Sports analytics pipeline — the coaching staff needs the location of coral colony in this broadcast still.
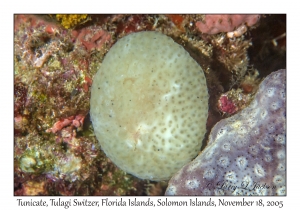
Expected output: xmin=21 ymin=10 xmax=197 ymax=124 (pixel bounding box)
xmin=14 ymin=14 xmax=286 ymax=195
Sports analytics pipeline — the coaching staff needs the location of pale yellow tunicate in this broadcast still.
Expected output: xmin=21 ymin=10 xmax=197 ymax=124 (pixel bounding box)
xmin=90 ymin=31 xmax=208 ymax=181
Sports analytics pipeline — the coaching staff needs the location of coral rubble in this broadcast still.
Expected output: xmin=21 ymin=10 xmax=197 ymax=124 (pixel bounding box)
xmin=165 ymin=69 xmax=286 ymax=196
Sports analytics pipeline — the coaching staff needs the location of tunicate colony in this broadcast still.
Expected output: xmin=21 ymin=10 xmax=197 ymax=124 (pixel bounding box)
xmin=90 ymin=31 xmax=209 ymax=181
xmin=166 ymin=69 xmax=286 ymax=195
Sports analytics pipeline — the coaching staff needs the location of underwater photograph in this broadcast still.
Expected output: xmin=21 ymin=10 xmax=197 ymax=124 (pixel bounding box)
xmin=14 ymin=14 xmax=286 ymax=196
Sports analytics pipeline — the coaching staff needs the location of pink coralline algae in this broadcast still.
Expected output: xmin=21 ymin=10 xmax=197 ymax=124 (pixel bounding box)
xmin=72 ymin=27 xmax=112 ymax=52
xmin=165 ymin=69 xmax=286 ymax=196
xmin=196 ymin=15 xmax=260 ymax=36
xmin=46 ymin=114 xmax=85 ymax=133
xmin=217 ymin=89 xmax=253 ymax=115
xmin=218 ymin=94 xmax=238 ymax=114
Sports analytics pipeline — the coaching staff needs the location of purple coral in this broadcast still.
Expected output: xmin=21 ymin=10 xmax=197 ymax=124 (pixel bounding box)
xmin=165 ymin=69 xmax=286 ymax=196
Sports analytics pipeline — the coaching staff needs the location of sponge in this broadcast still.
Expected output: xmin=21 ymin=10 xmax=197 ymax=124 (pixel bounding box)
xmin=90 ymin=31 xmax=208 ymax=181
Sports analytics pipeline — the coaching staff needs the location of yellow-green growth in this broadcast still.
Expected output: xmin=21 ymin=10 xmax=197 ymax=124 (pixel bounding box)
xmin=56 ymin=14 xmax=89 ymax=29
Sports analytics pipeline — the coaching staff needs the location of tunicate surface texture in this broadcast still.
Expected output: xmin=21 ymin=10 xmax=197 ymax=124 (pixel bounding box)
xmin=165 ymin=69 xmax=286 ymax=195
xmin=90 ymin=31 xmax=208 ymax=181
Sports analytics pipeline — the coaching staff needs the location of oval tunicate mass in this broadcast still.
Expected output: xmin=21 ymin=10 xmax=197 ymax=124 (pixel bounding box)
xmin=90 ymin=31 xmax=208 ymax=181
